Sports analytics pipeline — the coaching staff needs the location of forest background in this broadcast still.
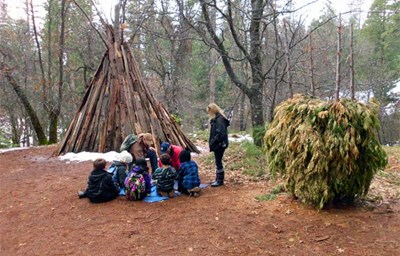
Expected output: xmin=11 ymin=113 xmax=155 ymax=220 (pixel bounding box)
xmin=0 ymin=0 xmax=399 ymax=148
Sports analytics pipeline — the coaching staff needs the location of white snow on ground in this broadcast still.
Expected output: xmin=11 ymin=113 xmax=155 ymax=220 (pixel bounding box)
xmin=0 ymin=147 xmax=30 ymax=153
xmin=229 ymin=134 xmax=254 ymax=143
xmin=59 ymin=151 xmax=120 ymax=163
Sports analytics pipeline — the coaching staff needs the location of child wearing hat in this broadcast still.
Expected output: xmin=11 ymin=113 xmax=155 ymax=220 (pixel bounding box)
xmin=108 ymin=150 xmax=133 ymax=189
xmin=159 ymin=142 xmax=183 ymax=171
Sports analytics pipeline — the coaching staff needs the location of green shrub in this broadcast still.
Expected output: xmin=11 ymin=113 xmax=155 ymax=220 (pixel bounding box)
xmin=0 ymin=129 xmax=12 ymax=148
xmin=264 ymin=94 xmax=388 ymax=209
xmin=252 ymin=125 xmax=267 ymax=147
xmin=171 ymin=114 xmax=183 ymax=125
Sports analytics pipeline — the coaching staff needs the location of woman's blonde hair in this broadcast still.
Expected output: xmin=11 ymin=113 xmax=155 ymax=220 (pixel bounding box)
xmin=207 ymin=103 xmax=226 ymax=119
xmin=139 ymin=133 xmax=153 ymax=146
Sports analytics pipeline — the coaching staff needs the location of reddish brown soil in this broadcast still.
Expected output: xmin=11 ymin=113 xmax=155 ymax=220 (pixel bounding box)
xmin=1 ymin=146 xmax=399 ymax=256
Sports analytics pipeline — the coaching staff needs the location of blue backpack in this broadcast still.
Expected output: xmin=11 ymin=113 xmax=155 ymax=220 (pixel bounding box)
xmin=107 ymin=166 xmax=119 ymax=185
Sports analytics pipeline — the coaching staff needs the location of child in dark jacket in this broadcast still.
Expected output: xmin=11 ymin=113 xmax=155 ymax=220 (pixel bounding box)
xmin=178 ymin=149 xmax=201 ymax=197
xmin=79 ymin=158 xmax=119 ymax=203
xmin=152 ymin=154 xmax=178 ymax=198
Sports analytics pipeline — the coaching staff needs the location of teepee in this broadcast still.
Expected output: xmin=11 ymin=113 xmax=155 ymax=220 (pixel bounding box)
xmin=55 ymin=23 xmax=199 ymax=155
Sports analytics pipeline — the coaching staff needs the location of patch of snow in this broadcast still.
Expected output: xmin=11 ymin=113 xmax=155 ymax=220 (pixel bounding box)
xmin=0 ymin=147 xmax=30 ymax=154
xmin=194 ymin=145 xmax=209 ymax=154
xmin=59 ymin=151 xmax=120 ymax=162
xmin=229 ymin=134 xmax=254 ymax=143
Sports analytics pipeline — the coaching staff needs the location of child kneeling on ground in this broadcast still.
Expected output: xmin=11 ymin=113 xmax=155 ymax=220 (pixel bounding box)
xmin=152 ymin=154 xmax=178 ymax=198
xmin=78 ymin=158 xmax=119 ymax=203
xmin=178 ymin=149 xmax=201 ymax=197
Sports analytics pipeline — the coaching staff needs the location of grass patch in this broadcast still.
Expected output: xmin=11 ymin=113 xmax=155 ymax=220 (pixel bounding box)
xmin=256 ymin=184 xmax=285 ymax=201
xmin=189 ymin=130 xmax=209 ymax=142
xmin=376 ymin=170 xmax=400 ymax=186
xmin=225 ymin=141 xmax=268 ymax=178
xmin=383 ymin=146 xmax=400 ymax=161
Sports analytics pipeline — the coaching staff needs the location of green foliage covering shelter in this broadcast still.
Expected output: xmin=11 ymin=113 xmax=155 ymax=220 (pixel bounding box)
xmin=264 ymin=94 xmax=388 ymax=209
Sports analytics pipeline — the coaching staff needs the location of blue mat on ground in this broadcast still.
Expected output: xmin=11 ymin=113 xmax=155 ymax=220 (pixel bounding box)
xmin=142 ymin=184 xmax=209 ymax=203
xmin=199 ymin=184 xmax=209 ymax=189
xmin=143 ymin=185 xmax=170 ymax=203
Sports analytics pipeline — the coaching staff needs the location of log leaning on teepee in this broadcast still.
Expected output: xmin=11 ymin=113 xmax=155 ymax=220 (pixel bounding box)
xmin=55 ymin=25 xmax=199 ymax=155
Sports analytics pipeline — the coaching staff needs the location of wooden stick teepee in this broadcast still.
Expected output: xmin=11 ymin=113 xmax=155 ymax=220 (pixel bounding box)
xmin=55 ymin=24 xmax=199 ymax=155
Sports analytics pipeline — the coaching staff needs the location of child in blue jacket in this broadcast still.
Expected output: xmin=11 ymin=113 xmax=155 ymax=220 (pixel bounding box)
xmin=178 ymin=149 xmax=201 ymax=197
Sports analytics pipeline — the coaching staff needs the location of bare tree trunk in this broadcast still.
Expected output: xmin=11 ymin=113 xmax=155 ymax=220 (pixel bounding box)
xmin=283 ymin=20 xmax=293 ymax=98
xmin=239 ymin=92 xmax=246 ymax=131
xmin=9 ymin=111 xmax=21 ymax=145
xmin=1 ymin=64 xmax=48 ymax=145
xmin=269 ymin=2 xmax=282 ymax=123
xmin=30 ymin=0 xmax=46 ymax=102
xmin=308 ymin=32 xmax=316 ymax=97
xmin=349 ymin=22 xmax=355 ymax=100
xmin=335 ymin=14 xmax=342 ymax=101
xmin=209 ymin=7 xmax=217 ymax=103
xmin=49 ymin=0 xmax=68 ymax=143
xmin=47 ymin=0 xmax=53 ymax=103
xmin=209 ymin=62 xmax=216 ymax=103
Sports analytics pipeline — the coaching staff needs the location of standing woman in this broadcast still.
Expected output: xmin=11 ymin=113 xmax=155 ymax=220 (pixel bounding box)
xmin=207 ymin=103 xmax=230 ymax=187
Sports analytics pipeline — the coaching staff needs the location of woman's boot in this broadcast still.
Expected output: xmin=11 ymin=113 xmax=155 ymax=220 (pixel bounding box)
xmin=211 ymin=169 xmax=224 ymax=187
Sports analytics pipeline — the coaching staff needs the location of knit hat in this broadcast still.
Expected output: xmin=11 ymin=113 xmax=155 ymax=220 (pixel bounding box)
xmin=160 ymin=142 xmax=171 ymax=154
xmin=118 ymin=150 xmax=133 ymax=164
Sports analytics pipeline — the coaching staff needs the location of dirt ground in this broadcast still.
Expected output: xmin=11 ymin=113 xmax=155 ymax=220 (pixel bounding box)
xmin=0 ymin=145 xmax=399 ymax=256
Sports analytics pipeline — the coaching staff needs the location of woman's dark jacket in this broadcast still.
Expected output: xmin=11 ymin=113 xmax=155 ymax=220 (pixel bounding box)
xmin=85 ymin=169 xmax=119 ymax=203
xmin=209 ymin=113 xmax=230 ymax=152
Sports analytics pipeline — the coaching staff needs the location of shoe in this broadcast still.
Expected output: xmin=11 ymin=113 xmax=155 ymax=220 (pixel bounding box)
xmin=192 ymin=192 xmax=200 ymax=197
xmin=188 ymin=187 xmax=201 ymax=193
xmin=211 ymin=180 xmax=224 ymax=187
xmin=78 ymin=191 xmax=87 ymax=199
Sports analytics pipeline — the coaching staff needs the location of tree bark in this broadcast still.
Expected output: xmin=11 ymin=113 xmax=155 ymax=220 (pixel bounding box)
xmin=239 ymin=92 xmax=246 ymax=131
xmin=335 ymin=14 xmax=342 ymax=101
xmin=283 ymin=20 xmax=293 ymax=98
xmin=308 ymin=32 xmax=316 ymax=97
xmin=208 ymin=7 xmax=217 ymax=103
xmin=1 ymin=64 xmax=48 ymax=145
xmin=349 ymin=22 xmax=355 ymax=100
xmin=49 ymin=0 xmax=68 ymax=143
xmin=30 ymin=0 xmax=47 ymax=102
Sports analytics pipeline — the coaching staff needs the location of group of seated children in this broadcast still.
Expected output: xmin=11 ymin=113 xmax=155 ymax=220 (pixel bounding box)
xmin=78 ymin=147 xmax=201 ymax=203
